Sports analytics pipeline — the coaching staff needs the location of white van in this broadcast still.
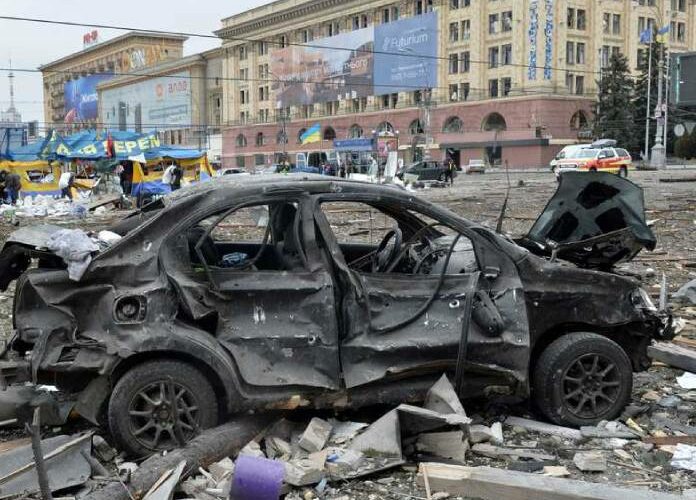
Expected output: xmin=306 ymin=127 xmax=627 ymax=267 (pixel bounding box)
xmin=550 ymin=144 xmax=592 ymax=171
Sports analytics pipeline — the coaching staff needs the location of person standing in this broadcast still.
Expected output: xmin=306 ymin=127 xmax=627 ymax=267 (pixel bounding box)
xmin=445 ymin=158 xmax=456 ymax=186
xmin=59 ymin=171 xmax=75 ymax=201
xmin=4 ymin=171 xmax=22 ymax=205
xmin=171 ymin=163 xmax=183 ymax=190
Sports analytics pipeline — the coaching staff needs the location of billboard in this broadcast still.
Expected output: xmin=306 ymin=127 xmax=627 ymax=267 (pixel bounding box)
xmin=374 ymin=11 xmax=438 ymax=95
xmin=270 ymin=13 xmax=438 ymax=106
xmin=63 ymin=73 xmax=113 ymax=124
xmin=271 ymin=27 xmax=373 ymax=106
xmin=100 ymin=71 xmax=192 ymax=131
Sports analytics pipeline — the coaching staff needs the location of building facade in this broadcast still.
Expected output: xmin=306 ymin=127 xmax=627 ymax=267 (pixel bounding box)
xmin=96 ymin=48 xmax=223 ymax=152
xmin=216 ymin=0 xmax=696 ymax=168
xmin=39 ymin=32 xmax=187 ymax=133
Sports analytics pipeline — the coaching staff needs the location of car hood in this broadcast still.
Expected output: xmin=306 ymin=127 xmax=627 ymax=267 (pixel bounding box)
xmin=518 ymin=172 xmax=656 ymax=269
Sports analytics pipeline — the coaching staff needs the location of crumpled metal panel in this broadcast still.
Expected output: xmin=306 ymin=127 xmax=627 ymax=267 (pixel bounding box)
xmin=523 ymin=172 xmax=656 ymax=268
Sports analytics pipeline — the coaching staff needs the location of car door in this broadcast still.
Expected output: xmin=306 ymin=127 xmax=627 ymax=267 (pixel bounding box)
xmin=313 ymin=194 xmax=530 ymax=393
xmin=175 ymin=195 xmax=341 ymax=390
xmin=598 ymin=149 xmax=616 ymax=171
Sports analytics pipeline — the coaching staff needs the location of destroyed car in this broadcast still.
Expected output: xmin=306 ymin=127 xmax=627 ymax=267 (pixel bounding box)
xmin=0 ymin=173 xmax=672 ymax=456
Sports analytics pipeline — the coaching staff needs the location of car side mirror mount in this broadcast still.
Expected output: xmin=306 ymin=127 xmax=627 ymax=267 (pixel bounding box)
xmin=483 ymin=266 xmax=500 ymax=280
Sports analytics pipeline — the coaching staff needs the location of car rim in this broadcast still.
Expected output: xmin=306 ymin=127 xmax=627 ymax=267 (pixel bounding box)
xmin=128 ymin=381 xmax=200 ymax=450
xmin=561 ymin=353 xmax=621 ymax=419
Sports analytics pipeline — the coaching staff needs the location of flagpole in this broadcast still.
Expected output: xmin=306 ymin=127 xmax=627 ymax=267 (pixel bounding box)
xmin=644 ymin=36 xmax=652 ymax=161
xmin=663 ymin=44 xmax=670 ymax=150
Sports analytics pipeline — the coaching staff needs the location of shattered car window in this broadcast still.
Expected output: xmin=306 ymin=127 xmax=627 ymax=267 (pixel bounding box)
xmin=189 ymin=202 xmax=304 ymax=271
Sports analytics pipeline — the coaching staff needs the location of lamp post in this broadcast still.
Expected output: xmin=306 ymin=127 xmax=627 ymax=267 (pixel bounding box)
xmin=649 ymin=4 xmax=674 ymax=169
xmin=269 ymin=69 xmax=289 ymax=160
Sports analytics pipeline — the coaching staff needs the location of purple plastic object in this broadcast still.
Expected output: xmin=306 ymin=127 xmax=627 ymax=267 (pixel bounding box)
xmin=230 ymin=455 xmax=285 ymax=500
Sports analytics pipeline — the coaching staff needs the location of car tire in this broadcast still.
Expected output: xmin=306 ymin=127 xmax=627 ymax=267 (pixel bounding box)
xmin=109 ymin=360 xmax=218 ymax=457
xmin=589 ymin=167 xmax=597 ymax=172
xmin=618 ymin=166 xmax=628 ymax=178
xmin=532 ymin=332 xmax=632 ymax=427
xmin=438 ymin=172 xmax=446 ymax=182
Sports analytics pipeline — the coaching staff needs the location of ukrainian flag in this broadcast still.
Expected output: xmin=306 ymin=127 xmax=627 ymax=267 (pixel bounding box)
xmin=300 ymin=124 xmax=322 ymax=145
xmin=656 ymin=25 xmax=670 ymax=43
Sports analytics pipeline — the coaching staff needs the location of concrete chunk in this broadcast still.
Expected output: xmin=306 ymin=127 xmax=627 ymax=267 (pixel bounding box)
xmin=208 ymin=457 xmax=234 ymax=483
xmin=298 ymin=418 xmax=333 ymax=453
xmin=424 ymin=374 xmax=467 ymax=417
xmin=265 ymin=436 xmax=292 ymax=460
xmin=284 ymin=458 xmax=324 ymax=487
xmin=416 ymin=431 xmax=468 ymax=461
xmin=573 ymin=451 xmax=607 ymax=472
xmin=468 ymin=424 xmax=494 ymax=444
xmin=349 ymin=409 xmax=402 ymax=458
xmin=490 ymin=422 xmax=504 ymax=446
xmin=326 ymin=449 xmax=365 ymax=476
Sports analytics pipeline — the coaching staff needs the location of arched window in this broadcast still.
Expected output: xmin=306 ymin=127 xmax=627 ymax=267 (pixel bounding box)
xmin=409 ymin=119 xmax=424 ymax=135
xmin=570 ymin=110 xmax=589 ymax=130
xmin=255 ymin=132 xmax=264 ymax=147
xmin=482 ymin=112 xmax=507 ymax=132
xmin=348 ymin=124 xmax=363 ymax=138
xmin=297 ymin=128 xmax=307 ymax=144
xmin=443 ymin=116 xmax=464 ymax=133
xmin=236 ymin=134 xmax=247 ymax=147
xmin=376 ymin=121 xmax=394 ymax=134
xmin=323 ymin=126 xmax=336 ymax=141
xmin=276 ymin=130 xmax=288 ymax=144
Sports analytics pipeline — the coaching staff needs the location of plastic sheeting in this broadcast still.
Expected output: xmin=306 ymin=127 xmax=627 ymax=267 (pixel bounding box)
xmin=46 ymin=229 xmax=99 ymax=281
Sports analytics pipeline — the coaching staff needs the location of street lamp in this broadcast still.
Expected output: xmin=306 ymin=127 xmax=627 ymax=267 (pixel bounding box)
xmin=269 ymin=69 xmax=289 ymax=160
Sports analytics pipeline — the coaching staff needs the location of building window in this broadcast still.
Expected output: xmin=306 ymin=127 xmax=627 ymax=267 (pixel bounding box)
xmin=349 ymin=124 xmax=363 ymax=138
xmin=461 ymin=20 xmax=471 ymax=40
xmin=376 ymin=121 xmax=394 ymax=134
xmin=489 ymin=79 xmax=499 ymax=98
xmin=361 ymin=15 xmax=368 ymax=28
xmin=460 ymin=82 xmax=470 ymax=101
xmin=256 ymin=132 xmax=264 ymax=147
xmin=612 ymin=14 xmax=621 ymax=35
xmin=254 ymin=154 xmax=265 ymax=166
xmin=489 ymin=14 xmax=499 ymax=34
xmin=323 ymin=127 xmax=336 ymax=141
xmin=239 ymin=68 xmax=248 ymax=80
xmin=603 ymin=13 xmax=611 ymax=35
xmin=352 ymin=16 xmax=360 ymax=30
xmin=567 ymin=8 xmax=575 ymax=28
xmin=671 ymin=0 xmax=686 ymax=12
xmin=236 ymin=156 xmax=245 ymax=168
xmin=566 ymin=72 xmax=575 ymax=93
xmin=450 ymin=0 xmax=459 ymax=9
xmin=482 ymin=112 xmax=507 ymax=131
xmin=566 ymin=41 xmax=575 ymax=65
xmin=409 ymin=119 xmax=424 ymax=135
xmin=460 ymin=51 xmax=470 ymax=72
xmin=391 ymin=6 xmax=399 ymax=20
xmin=297 ymin=128 xmax=307 ymax=144
xmin=502 ymin=44 xmax=512 ymax=65
xmin=677 ymin=22 xmax=686 ymax=43
xmin=449 ymin=84 xmax=459 ymax=102
xmin=575 ymin=76 xmax=584 ymax=95
xmin=239 ymin=45 xmax=247 ymax=60
xmin=577 ymin=9 xmax=586 ymax=30
xmin=382 ymin=8 xmax=390 ymax=23
xmin=415 ymin=0 xmax=433 ymax=15
xmin=570 ymin=110 xmax=589 ymax=130
xmin=502 ymin=77 xmax=512 ymax=96
xmin=576 ymin=43 xmax=585 ymax=65
xmin=300 ymin=29 xmax=312 ymax=43
xmin=502 ymin=11 xmax=513 ymax=32
xmin=240 ymin=90 xmax=248 ymax=105
xmin=449 ymin=53 xmax=459 ymax=73
xmin=488 ymin=47 xmax=499 ymax=68
xmin=328 ymin=22 xmax=340 ymax=36
xmin=279 ymin=35 xmax=287 ymax=48
xmin=258 ymin=41 xmax=268 ymax=56
xmin=636 ymin=48 xmax=645 ymax=69
xmin=601 ymin=45 xmax=610 ymax=67
xmin=449 ymin=22 xmax=459 ymax=42
xmin=236 ymin=134 xmax=247 ymax=147
xmin=443 ymin=116 xmax=464 ymax=133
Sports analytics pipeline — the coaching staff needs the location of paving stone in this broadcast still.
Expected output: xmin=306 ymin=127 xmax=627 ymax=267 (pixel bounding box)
xmin=573 ymin=451 xmax=607 ymax=472
xmin=299 ymin=418 xmax=333 ymax=453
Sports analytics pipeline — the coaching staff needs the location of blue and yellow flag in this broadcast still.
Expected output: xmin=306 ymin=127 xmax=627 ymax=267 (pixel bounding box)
xmin=656 ymin=25 xmax=670 ymax=43
xmin=300 ymin=124 xmax=321 ymax=145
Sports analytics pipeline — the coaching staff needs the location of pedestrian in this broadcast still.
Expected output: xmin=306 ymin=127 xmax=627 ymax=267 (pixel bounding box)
xmin=59 ymin=170 xmax=76 ymax=201
xmin=4 ymin=171 xmax=21 ymax=205
xmin=163 ymin=162 xmax=183 ymax=191
xmin=445 ymin=158 xmax=456 ymax=186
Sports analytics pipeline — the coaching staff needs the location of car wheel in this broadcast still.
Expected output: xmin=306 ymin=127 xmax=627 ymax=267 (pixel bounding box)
xmin=589 ymin=167 xmax=598 ymax=172
xmin=618 ymin=166 xmax=628 ymax=178
xmin=438 ymin=172 xmax=446 ymax=182
xmin=532 ymin=332 xmax=632 ymax=427
xmin=109 ymin=360 xmax=218 ymax=457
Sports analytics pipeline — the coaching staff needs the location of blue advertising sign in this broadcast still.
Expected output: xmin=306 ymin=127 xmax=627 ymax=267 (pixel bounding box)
xmin=334 ymin=138 xmax=374 ymax=152
xmin=63 ymin=73 xmax=113 ymax=124
xmin=374 ymin=11 xmax=438 ymax=95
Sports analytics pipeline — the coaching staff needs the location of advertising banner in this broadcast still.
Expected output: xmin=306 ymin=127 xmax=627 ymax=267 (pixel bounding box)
xmin=100 ymin=71 xmax=192 ymax=131
xmin=373 ymin=11 xmax=438 ymax=95
xmin=63 ymin=73 xmax=113 ymax=124
xmin=271 ymin=28 xmax=373 ymax=107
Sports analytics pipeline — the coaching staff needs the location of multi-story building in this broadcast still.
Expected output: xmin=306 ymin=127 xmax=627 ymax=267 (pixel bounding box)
xmin=216 ymin=0 xmax=696 ymax=168
xmin=97 ymin=48 xmax=223 ymax=153
xmin=39 ymin=32 xmax=187 ymax=133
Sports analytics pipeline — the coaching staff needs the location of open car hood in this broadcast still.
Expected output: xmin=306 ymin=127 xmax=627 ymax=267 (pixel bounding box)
xmin=518 ymin=172 xmax=656 ymax=269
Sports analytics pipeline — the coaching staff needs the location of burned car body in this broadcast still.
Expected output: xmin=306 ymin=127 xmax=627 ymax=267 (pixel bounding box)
xmin=0 ymin=173 xmax=672 ymax=456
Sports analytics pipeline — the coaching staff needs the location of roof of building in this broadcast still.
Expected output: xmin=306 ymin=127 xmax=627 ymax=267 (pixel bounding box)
xmin=39 ymin=31 xmax=188 ymax=71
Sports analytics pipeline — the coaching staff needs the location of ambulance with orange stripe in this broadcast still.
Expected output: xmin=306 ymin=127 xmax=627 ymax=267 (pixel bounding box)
xmin=555 ymin=139 xmax=632 ymax=178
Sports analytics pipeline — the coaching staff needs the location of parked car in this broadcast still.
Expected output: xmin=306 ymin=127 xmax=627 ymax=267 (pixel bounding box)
xmin=555 ymin=140 xmax=632 ymax=178
xmin=465 ymin=159 xmax=487 ymax=174
xmin=0 ymin=173 xmax=671 ymax=456
xmin=216 ymin=167 xmax=250 ymax=177
xmin=550 ymin=144 xmax=593 ymax=173
xmin=398 ymin=160 xmax=453 ymax=181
